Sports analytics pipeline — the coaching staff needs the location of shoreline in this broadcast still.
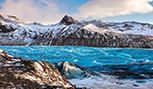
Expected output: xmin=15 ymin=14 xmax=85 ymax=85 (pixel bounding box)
xmin=0 ymin=45 xmax=153 ymax=49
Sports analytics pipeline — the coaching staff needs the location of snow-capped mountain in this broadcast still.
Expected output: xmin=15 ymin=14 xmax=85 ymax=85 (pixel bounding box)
xmin=0 ymin=14 xmax=153 ymax=48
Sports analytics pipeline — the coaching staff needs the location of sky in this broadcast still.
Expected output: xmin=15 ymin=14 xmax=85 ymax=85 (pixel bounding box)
xmin=0 ymin=0 xmax=153 ymax=24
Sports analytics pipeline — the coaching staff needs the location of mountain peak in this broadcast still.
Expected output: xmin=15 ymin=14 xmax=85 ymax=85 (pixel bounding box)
xmin=0 ymin=13 xmax=24 ymax=24
xmin=60 ymin=15 xmax=78 ymax=25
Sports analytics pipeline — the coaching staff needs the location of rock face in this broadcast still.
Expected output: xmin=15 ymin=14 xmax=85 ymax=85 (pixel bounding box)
xmin=60 ymin=15 xmax=78 ymax=25
xmin=0 ymin=49 xmax=76 ymax=88
xmin=0 ymin=14 xmax=153 ymax=48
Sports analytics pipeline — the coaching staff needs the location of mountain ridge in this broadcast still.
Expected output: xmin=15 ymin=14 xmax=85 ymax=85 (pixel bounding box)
xmin=0 ymin=14 xmax=153 ymax=48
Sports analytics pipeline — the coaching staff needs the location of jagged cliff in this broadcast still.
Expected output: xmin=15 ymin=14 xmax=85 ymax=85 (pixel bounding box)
xmin=0 ymin=14 xmax=153 ymax=48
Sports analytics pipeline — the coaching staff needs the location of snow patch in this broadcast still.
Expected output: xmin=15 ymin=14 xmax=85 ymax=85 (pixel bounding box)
xmin=0 ymin=49 xmax=3 ymax=53
xmin=34 ymin=62 xmax=44 ymax=72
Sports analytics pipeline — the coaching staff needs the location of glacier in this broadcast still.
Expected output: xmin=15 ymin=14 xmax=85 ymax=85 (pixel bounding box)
xmin=1 ymin=46 xmax=152 ymax=66
xmin=1 ymin=46 xmax=153 ymax=89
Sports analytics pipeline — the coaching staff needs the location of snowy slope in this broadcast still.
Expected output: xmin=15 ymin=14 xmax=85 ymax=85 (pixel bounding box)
xmin=107 ymin=21 xmax=153 ymax=36
xmin=0 ymin=14 xmax=153 ymax=48
xmin=90 ymin=20 xmax=153 ymax=36
xmin=0 ymin=14 xmax=67 ymax=45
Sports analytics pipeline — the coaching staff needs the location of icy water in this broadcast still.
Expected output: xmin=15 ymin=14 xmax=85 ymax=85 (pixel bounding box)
xmin=1 ymin=46 xmax=153 ymax=89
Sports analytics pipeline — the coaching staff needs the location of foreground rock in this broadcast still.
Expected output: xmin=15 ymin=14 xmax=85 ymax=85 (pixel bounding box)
xmin=0 ymin=14 xmax=153 ymax=48
xmin=0 ymin=49 xmax=77 ymax=88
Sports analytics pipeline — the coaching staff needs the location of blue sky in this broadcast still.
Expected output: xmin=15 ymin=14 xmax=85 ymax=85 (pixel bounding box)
xmin=0 ymin=0 xmax=153 ymax=24
xmin=54 ymin=0 xmax=90 ymax=12
xmin=100 ymin=12 xmax=153 ymax=24
xmin=100 ymin=1 xmax=153 ymax=23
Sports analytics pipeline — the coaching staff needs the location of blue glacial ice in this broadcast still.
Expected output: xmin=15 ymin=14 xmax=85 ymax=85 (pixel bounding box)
xmin=1 ymin=46 xmax=153 ymax=89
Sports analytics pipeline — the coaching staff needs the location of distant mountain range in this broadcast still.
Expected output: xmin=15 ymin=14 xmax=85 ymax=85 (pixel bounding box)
xmin=0 ymin=14 xmax=153 ymax=48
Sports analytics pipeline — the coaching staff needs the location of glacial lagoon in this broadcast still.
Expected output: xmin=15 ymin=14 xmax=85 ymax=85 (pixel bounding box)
xmin=1 ymin=46 xmax=153 ymax=89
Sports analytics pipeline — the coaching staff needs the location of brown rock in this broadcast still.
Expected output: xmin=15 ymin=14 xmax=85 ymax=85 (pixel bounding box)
xmin=0 ymin=49 xmax=77 ymax=89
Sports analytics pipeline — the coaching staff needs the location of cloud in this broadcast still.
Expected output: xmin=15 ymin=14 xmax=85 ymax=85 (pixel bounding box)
xmin=1 ymin=0 xmax=153 ymax=23
xmin=0 ymin=0 xmax=64 ymax=24
xmin=78 ymin=0 xmax=153 ymax=18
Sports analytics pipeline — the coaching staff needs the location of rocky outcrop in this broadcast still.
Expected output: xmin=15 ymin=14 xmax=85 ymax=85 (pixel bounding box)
xmin=0 ymin=23 xmax=17 ymax=33
xmin=0 ymin=49 xmax=77 ymax=88
xmin=60 ymin=15 xmax=78 ymax=25
xmin=0 ymin=14 xmax=153 ymax=48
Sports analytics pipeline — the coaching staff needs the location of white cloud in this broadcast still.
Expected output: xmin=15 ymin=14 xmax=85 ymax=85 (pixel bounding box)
xmin=0 ymin=0 xmax=64 ymax=24
xmin=78 ymin=0 xmax=153 ymax=18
